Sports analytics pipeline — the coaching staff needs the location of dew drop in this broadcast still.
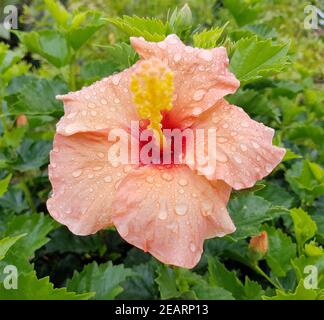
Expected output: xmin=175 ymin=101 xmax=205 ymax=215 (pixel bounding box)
xmin=256 ymin=155 xmax=261 ymax=162
xmin=175 ymin=203 xmax=188 ymax=216
xmin=240 ymin=144 xmax=248 ymax=152
xmin=252 ymin=142 xmax=260 ymax=149
xmin=101 ymin=98 xmax=108 ymax=105
xmin=190 ymin=242 xmax=196 ymax=252
xmin=93 ymin=166 xmax=103 ymax=171
xmin=234 ymin=156 xmax=242 ymax=164
xmin=88 ymin=102 xmax=96 ymax=109
xmin=161 ymin=172 xmax=174 ymax=181
xmin=199 ymin=50 xmax=213 ymax=62
xmin=216 ymin=151 xmax=228 ymax=163
xmin=72 ymin=169 xmax=82 ymax=178
xmin=114 ymin=98 xmax=120 ymax=104
xmin=193 ymin=89 xmax=206 ymax=101
xmin=146 ymin=176 xmax=154 ymax=183
xmin=240 ymin=121 xmax=249 ymax=128
xmin=218 ymin=137 xmax=228 ymax=143
xmin=201 ymin=200 xmax=213 ymax=216
xmin=91 ymin=110 xmax=97 ymax=116
xmin=104 ymin=175 xmax=112 ymax=183
xmin=192 ymin=107 xmax=202 ymax=116
xmin=174 ymin=53 xmax=182 ymax=62
xmin=265 ymin=164 xmax=272 ymax=173
xmin=67 ymin=112 xmax=77 ymax=119
xmin=97 ymin=152 xmax=105 ymax=159
xmin=158 ymin=199 xmax=168 ymax=220
xmin=112 ymin=75 xmax=121 ymax=85
xmin=178 ymin=178 xmax=188 ymax=186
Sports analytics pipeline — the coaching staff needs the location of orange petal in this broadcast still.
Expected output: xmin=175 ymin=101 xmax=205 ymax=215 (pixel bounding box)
xmin=56 ymin=67 xmax=139 ymax=136
xmin=111 ymin=165 xmax=235 ymax=268
xmin=130 ymin=34 xmax=240 ymax=128
xmin=188 ymin=100 xmax=286 ymax=190
xmin=47 ymin=132 xmax=135 ymax=235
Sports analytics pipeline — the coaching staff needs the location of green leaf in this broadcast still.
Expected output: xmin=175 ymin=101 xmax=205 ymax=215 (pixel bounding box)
xmin=263 ymin=225 xmax=297 ymax=277
xmin=118 ymin=263 xmax=158 ymax=300
xmin=106 ymin=16 xmax=168 ymax=41
xmin=193 ymin=23 xmax=228 ymax=49
xmin=44 ymin=0 xmax=70 ymax=27
xmin=0 ymin=271 xmax=94 ymax=300
xmin=155 ymin=265 xmax=181 ymax=300
xmin=292 ymin=255 xmax=324 ymax=289
xmin=263 ymin=280 xmax=323 ymax=300
xmin=224 ymin=0 xmax=260 ymax=27
xmin=243 ymin=277 xmax=265 ymax=300
xmin=65 ymin=11 xmax=105 ymax=50
xmin=286 ymin=160 xmax=324 ymax=204
xmin=230 ymin=37 xmax=290 ymax=85
xmin=228 ymin=194 xmax=284 ymax=240
xmin=0 ymin=174 xmax=12 ymax=197
xmin=67 ymin=261 xmax=133 ymax=300
xmin=101 ymin=43 xmax=139 ymax=71
xmin=6 ymin=75 xmax=68 ymax=116
xmin=0 ymin=234 xmax=26 ymax=260
xmin=80 ymin=59 xmax=116 ymax=84
xmin=192 ymin=283 xmax=235 ymax=300
xmin=283 ymin=149 xmax=302 ymax=162
xmin=207 ymin=256 xmax=244 ymax=299
xmin=15 ymin=139 xmax=52 ymax=172
xmin=291 ymin=208 xmax=317 ymax=253
xmin=15 ymin=30 xmax=70 ymax=67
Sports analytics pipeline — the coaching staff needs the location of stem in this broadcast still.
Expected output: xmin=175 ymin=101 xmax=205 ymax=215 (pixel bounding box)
xmin=19 ymin=180 xmax=37 ymax=213
xmin=254 ymin=265 xmax=281 ymax=290
xmin=68 ymin=54 xmax=77 ymax=91
xmin=0 ymin=93 xmax=8 ymax=134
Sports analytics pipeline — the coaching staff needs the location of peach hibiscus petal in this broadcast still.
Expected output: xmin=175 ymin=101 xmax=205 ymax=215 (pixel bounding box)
xmin=56 ymin=67 xmax=138 ymax=136
xmin=189 ymin=99 xmax=286 ymax=190
xmin=47 ymin=132 xmax=134 ymax=235
xmin=130 ymin=34 xmax=240 ymax=128
xmin=111 ymin=165 xmax=235 ymax=268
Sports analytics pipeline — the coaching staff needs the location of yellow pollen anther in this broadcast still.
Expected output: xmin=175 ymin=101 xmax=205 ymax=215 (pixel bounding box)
xmin=130 ymin=58 xmax=174 ymax=146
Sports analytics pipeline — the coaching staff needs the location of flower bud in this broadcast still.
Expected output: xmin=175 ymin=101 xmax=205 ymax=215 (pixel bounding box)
xmin=16 ymin=114 xmax=28 ymax=127
xmin=249 ymin=231 xmax=268 ymax=255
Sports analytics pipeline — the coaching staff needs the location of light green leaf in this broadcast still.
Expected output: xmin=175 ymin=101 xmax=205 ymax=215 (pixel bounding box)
xmin=290 ymin=208 xmax=317 ymax=253
xmin=207 ymin=256 xmax=245 ymax=299
xmin=0 ymin=174 xmax=12 ymax=197
xmin=6 ymin=75 xmax=68 ymax=116
xmin=193 ymin=23 xmax=228 ymax=49
xmin=15 ymin=30 xmax=70 ymax=67
xmin=0 ymin=234 xmax=26 ymax=260
xmin=230 ymin=36 xmax=289 ymax=84
xmin=67 ymin=261 xmax=133 ymax=300
xmin=228 ymin=194 xmax=285 ymax=240
xmin=263 ymin=280 xmax=323 ymax=300
xmin=106 ymin=16 xmax=168 ymax=41
xmin=44 ymin=0 xmax=70 ymax=27
xmin=224 ymin=0 xmax=260 ymax=27
xmin=263 ymin=225 xmax=297 ymax=277
xmin=192 ymin=283 xmax=235 ymax=300
xmin=286 ymin=160 xmax=324 ymax=205
xmin=0 ymin=271 xmax=94 ymax=300
xmin=65 ymin=11 xmax=105 ymax=50
xmin=155 ymin=265 xmax=181 ymax=300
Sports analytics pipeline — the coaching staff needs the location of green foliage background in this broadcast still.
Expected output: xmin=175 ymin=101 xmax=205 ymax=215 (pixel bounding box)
xmin=0 ymin=0 xmax=323 ymax=300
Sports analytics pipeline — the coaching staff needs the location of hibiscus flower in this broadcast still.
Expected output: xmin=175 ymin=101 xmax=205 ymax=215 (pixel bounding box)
xmin=47 ymin=34 xmax=285 ymax=268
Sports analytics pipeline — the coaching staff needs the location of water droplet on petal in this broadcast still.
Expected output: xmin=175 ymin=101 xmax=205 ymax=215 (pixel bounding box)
xmin=161 ymin=172 xmax=174 ymax=181
xmin=93 ymin=166 xmax=103 ymax=171
xmin=190 ymin=242 xmax=196 ymax=252
xmin=72 ymin=169 xmax=82 ymax=178
xmin=104 ymin=176 xmax=112 ymax=183
xmin=146 ymin=176 xmax=154 ymax=183
xmin=240 ymin=144 xmax=248 ymax=152
xmin=222 ymin=123 xmax=229 ymax=129
xmin=67 ymin=112 xmax=77 ymax=119
xmin=218 ymin=137 xmax=228 ymax=143
xmin=201 ymin=200 xmax=213 ymax=216
xmin=97 ymin=152 xmax=105 ymax=159
xmin=114 ymin=98 xmax=120 ymax=104
xmin=252 ymin=142 xmax=260 ymax=149
xmin=178 ymin=178 xmax=188 ymax=186
xmin=240 ymin=121 xmax=249 ymax=128
xmin=193 ymin=89 xmax=206 ymax=101
xmin=256 ymin=155 xmax=261 ymax=162
xmin=158 ymin=199 xmax=168 ymax=220
xmin=192 ymin=107 xmax=202 ymax=116
xmin=234 ymin=156 xmax=242 ymax=164
xmin=199 ymin=50 xmax=213 ymax=62
xmin=175 ymin=203 xmax=188 ymax=216
xmin=112 ymin=75 xmax=121 ymax=85
xmin=174 ymin=53 xmax=182 ymax=62
xmin=88 ymin=102 xmax=96 ymax=109
xmin=265 ymin=164 xmax=272 ymax=173
xmin=216 ymin=150 xmax=228 ymax=163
